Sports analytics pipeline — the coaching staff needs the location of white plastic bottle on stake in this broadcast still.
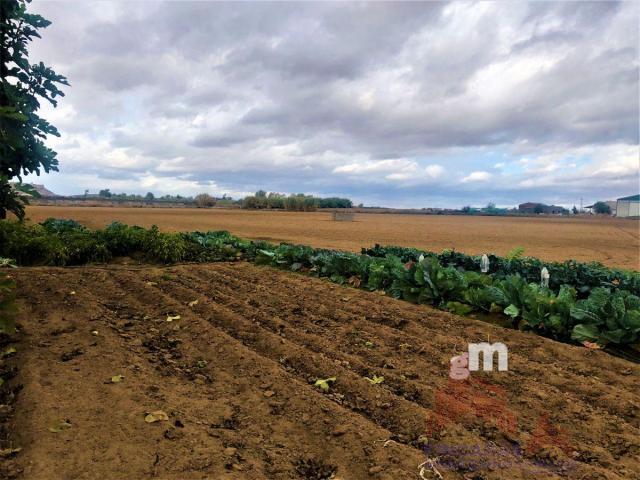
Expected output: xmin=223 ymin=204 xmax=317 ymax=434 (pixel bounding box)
xmin=480 ymin=254 xmax=490 ymax=273
xmin=541 ymin=267 xmax=550 ymax=288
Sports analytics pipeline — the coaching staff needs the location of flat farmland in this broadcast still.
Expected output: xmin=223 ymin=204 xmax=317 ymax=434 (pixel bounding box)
xmin=26 ymin=206 xmax=640 ymax=270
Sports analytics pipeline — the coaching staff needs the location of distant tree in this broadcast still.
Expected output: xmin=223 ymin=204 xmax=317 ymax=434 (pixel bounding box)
xmin=145 ymin=192 xmax=154 ymax=201
xmin=302 ymin=196 xmax=317 ymax=212
xmin=317 ymin=197 xmax=353 ymax=208
xmin=266 ymin=192 xmax=285 ymax=209
xmin=0 ymin=0 xmax=69 ymax=219
xmin=98 ymin=189 xmax=111 ymax=198
xmin=533 ymin=204 xmax=545 ymax=214
xmin=194 ymin=193 xmax=216 ymax=208
xmin=216 ymin=196 xmax=236 ymax=207
xmin=461 ymin=205 xmax=471 ymax=214
xmin=242 ymin=191 xmax=348 ymax=211
xmin=593 ymin=201 xmax=611 ymax=215
xmin=242 ymin=196 xmax=257 ymax=209
xmin=572 ymin=206 xmax=578 ymax=215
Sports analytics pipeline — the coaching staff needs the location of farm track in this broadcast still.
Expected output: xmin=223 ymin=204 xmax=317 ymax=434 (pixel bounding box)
xmin=5 ymin=262 xmax=640 ymax=480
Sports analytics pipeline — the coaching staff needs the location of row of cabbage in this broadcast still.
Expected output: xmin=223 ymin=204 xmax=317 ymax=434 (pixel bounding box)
xmin=1 ymin=218 xmax=638 ymax=346
xmin=363 ymin=244 xmax=639 ymax=296
xmin=255 ymin=244 xmax=640 ymax=346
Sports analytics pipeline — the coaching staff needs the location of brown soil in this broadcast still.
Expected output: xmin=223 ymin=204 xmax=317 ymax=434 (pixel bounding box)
xmin=25 ymin=206 xmax=640 ymax=270
xmin=3 ymin=262 xmax=639 ymax=479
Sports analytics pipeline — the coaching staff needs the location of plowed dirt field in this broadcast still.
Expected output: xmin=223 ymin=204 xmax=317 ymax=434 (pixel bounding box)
xmin=4 ymin=262 xmax=639 ymax=479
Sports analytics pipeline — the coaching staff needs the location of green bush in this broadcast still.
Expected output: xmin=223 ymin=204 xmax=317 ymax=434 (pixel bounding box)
xmin=144 ymin=226 xmax=187 ymax=263
xmin=0 ymin=222 xmax=64 ymax=265
xmin=98 ymin=222 xmax=148 ymax=256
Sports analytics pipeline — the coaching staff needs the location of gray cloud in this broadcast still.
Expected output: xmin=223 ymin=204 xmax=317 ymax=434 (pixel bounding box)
xmin=25 ymin=0 xmax=639 ymax=207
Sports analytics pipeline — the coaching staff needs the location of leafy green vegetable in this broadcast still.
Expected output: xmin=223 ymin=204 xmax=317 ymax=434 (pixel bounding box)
xmin=445 ymin=301 xmax=474 ymax=316
xmin=571 ymin=324 xmax=600 ymax=343
xmin=570 ymin=288 xmax=640 ymax=344
xmin=464 ymin=286 xmax=507 ymax=312
xmin=413 ymin=257 xmax=467 ymax=306
xmin=504 ymin=304 xmax=519 ymax=319
xmin=521 ymin=285 xmax=576 ymax=338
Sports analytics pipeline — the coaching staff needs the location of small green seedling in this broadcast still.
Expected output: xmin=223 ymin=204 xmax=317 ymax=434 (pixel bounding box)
xmin=365 ymin=375 xmax=384 ymax=385
xmin=314 ymin=377 xmax=336 ymax=392
xmin=49 ymin=420 xmax=72 ymax=433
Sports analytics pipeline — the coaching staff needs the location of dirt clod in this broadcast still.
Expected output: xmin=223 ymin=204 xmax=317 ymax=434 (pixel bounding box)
xmin=59 ymin=348 xmax=84 ymax=362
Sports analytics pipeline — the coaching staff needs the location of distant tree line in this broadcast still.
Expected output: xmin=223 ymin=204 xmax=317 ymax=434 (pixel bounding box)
xmin=95 ymin=189 xmax=189 ymax=202
xmin=242 ymin=190 xmax=353 ymax=211
xmin=91 ymin=189 xmax=236 ymax=208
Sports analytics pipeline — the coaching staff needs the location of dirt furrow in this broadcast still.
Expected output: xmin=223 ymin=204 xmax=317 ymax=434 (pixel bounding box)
xmin=127 ymin=268 xmax=628 ymax=478
xmin=5 ymin=264 xmax=640 ymax=480
xmin=185 ymin=263 xmax=640 ymax=434
xmin=13 ymin=268 xmax=431 ymax=479
xmin=98 ymin=267 xmax=577 ymax=479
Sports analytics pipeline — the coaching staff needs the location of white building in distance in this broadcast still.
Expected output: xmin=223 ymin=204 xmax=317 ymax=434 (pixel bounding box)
xmin=616 ymin=194 xmax=640 ymax=218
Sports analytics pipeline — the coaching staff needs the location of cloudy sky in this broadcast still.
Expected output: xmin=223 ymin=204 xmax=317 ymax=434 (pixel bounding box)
xmin=24 ymin=1 xmax=639 ymax=208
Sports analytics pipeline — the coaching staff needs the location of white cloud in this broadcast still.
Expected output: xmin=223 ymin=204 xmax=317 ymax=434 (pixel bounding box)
xmin=461 ymin=171 xmax=492 ymax=183
xmin=333 ymin=159 xmax=418 ymax=176
xmin=333 ymin=160 xmax=444 ymax=186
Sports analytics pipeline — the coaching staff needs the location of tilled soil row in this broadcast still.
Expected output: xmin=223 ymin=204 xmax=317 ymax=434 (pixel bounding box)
xmin=5 ymin=263 xmax=640 ymax=480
